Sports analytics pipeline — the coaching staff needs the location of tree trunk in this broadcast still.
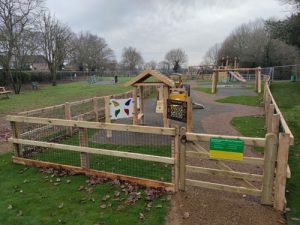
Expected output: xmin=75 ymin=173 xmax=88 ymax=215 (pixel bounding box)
xmin=49 ymin=64 xmax=57 ymax=86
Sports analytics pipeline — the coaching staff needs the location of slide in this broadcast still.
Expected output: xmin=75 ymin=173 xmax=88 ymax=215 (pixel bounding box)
xmin=229 ymin=71 xmax=247 ymax=82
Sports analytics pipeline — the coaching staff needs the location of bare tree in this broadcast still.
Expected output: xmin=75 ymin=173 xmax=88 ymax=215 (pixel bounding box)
xmin=38 ymin=13 xmax=73 ymax=86
xmin=204 ymin=43 xmax=220 ymax=65
xmin=72 ymin=32 xmax=114 ymax=71
xmin=144 ymin=60 xmax=157 ymax=70
xmin=121 ymin=46 xmax=143 ymax=73
xmin=0 ymin=0 xmax=44 ymax=93
xmin=165 ymin=48 xmax=187 ymax=72
xmin=157 ymin=60 xmax=170 ymax=71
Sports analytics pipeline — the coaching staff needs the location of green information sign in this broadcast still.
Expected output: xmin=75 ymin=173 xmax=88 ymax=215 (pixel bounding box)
xmin=210 ymin=138 xmax=244 ymax=161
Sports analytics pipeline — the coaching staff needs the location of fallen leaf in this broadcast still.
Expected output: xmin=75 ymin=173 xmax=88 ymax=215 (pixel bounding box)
xmin=58 ymin=203 xmax=64 ymax=209
xmin=102 ymin=195 xmax=110 ymax=201
xmin=114 ymin=191 xmax=120 ymax=198
xmin=156 ymin=204 xmax=162 ymax=208
xmin=66 ymin=180 xmax=71 ymax=184
xmin=183 ymin=212 xmax=190 ymax=219
xmin=17 ymin=210 xmax=23 ymax=217
xmin=291 ymin=218 xmax=300 ymax=221
xmin=78 ymin=185 xmax=85 ymax=191
xmin=100 ymin=204 xmax=107 ymax=209
xmin=139 ymin=213 xmax=145 ymax=220
xmin=7 ymin=205 xmax=13 ymax=209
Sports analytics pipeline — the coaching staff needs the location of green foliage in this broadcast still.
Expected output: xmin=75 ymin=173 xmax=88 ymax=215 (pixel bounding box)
xmin=266 ymin=14 xmax=300 ymax=50
xmin=270 ymin=81 xmax=300 ymax=224
xmin=0 ymin=153 xmax=169 ymax=225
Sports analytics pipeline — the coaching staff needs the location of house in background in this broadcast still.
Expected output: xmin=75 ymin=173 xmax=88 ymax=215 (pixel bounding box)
xmin=25 ymin=55 xmax=49 ymax=71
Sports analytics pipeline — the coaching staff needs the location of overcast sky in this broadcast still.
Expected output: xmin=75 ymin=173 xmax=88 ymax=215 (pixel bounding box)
xmin=46 ymin=0 xmax=291 ymax=65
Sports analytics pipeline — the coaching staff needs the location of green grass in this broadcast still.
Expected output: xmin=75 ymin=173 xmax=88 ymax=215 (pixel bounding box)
xmin=270 ymin=81 xmax=300 ymax=225
xmin=216 ymin=95 xmax=262 ymax=106
xmin=0 ymin=153 xmax=169 ymax=225
xmin=231 ymin=115 xmax=266 ymax=152
xmin=192 ymin=87 xmax=212 ymax=94
xmin=216 ymin=84 xmax=264 ymax=107
xmin=0 ymin=79 xmax=131 ymax=113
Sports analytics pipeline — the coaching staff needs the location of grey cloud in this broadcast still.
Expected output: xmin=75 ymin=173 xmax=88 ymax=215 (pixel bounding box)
xmin=47 ymin=0 xmax=291 ymax=65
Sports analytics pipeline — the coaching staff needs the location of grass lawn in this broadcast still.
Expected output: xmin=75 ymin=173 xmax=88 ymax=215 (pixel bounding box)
xmin=0 ymin=78 xmax=132 ymax=113
xmin=270 ymin=81 xmax=300 ymax=225
xmin=231 ymin=115 xmax=266 ymax=152
xmin=216 ymin=83 xmax=264 ymax=107
xmin=192 ymin=87 xmax=212 ymax=94
xmin=0 ymin=153 xmax=169 ymax=225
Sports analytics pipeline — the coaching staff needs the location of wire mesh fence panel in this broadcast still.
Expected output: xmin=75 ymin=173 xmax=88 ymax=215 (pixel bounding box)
xmin=262 ymin=65 xmax=300 ymax=80
xmin=19 ymin=105 xmax=65 ymax=119
xmin=71 ymin=100 xmax=94 ymax=120
xmin=15 ymin=121 xmax=173 ymax=183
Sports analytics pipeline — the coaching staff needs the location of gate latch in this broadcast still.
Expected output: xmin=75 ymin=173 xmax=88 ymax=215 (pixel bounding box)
xmin=180 ymin=135 xmax=187 ymax=144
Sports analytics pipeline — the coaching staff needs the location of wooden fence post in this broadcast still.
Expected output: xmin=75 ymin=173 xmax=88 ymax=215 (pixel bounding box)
xmin=211 ymin=71 xmax=217 ymax=94
xmin=255 ymin=69 xmax=258 ymax=92
xmin=261 ymin=133 xmax=278 ymax=205
xmin=104 ymin=96 xmax=112 ymax=138
xmin=172 ymin=125 xmax=180 ymax=192
xmin=271 ymin=114 xmax=280 ymax=135
xmin=78 ymin=116 xmax=90 ymax=168
xmin=179 ymin=127 xmax=186 ymax=191
xmin=163 ymin=85 xmax=170 ymax=127
xmin=133 ymin=87 xmax=138 ymax=125
xmin=93 ymin=97 xmax=99 ymax=122
xmin=65 ymin=102 xmax=72 ymax=136
xmin=10 ymin=121 xmax=21 ymax=157
xmin=140 ymin=86 xmax=145 ymax=125
xmin=186 ymin=97 xmax=193 ymax=132
xmin=257 ymin=67 xmax=262 ymax=94
xmin=267 ymin=104 xmax=275 ymax=133
xmin=274 ymin=133 xmax=290 ymax=211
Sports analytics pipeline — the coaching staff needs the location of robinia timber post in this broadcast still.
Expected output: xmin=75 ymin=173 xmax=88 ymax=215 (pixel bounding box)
xmin=78 ymin=116 xmax=90 ymax=168
xmin=163 ymin=85 xmax=170 ymax=127
xmin=274 ymin=133 xmax=291 ymax=211
xmin=179 ymin=127 xmax=186 ymax=191
xmin=10 ymin=121 xmax=21 ymax=157
xmin=93 ymin=97 xmax=99 ymax=122
xmin=133 ymin=87 xmax=138 ymax=125
xmin=104 ymin=96 xmax=112 ymax=138
xmin=211 ymin=70 xmax=218 ymax=94
xmin=172 ymin=125 xmax=180 ymax=192
xmin=64 ymin=102 xmax=72 ymax=136
xmin=186 ymin=97 xmax=193 ymax=132
xmin=261 ymin=133 xmax=278 ymax=205
xmin=140 ymin=86 xmax=145 ymax=125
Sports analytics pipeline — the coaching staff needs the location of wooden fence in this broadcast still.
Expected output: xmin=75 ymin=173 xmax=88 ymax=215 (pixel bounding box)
xmin=8 ymin=115 xmax=178 ymax=191
xmin=263 ymin=77 xmax=294 ymax=211
xmin=178 ymin=127 xmax=278 ymax=205
xmin=6 ymin=80 xmax=293 ymax=211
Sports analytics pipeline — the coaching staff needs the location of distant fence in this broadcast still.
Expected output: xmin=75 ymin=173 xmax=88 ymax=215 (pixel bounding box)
xmin=261 ymin=64 xmax=300 ymax=80
xmin=263 ymin=76 xmax=294 ymax=211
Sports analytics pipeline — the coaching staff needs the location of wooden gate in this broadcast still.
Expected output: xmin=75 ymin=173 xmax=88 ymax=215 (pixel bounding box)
xmin=178 ymin=128 xmax=277 ymax=205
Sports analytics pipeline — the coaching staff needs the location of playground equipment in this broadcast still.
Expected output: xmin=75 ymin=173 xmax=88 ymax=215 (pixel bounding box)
xmin=211 ymin=67 xmax=262 ymax=94
xmin=188 ymin=64 xmax=216 ymax=80
xmin=124 ymin=69 xmax=176 ymax=127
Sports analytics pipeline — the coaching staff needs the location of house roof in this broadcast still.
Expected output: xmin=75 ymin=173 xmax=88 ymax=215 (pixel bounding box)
xmin=124 ymin=69 xmax=175 ymax=87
